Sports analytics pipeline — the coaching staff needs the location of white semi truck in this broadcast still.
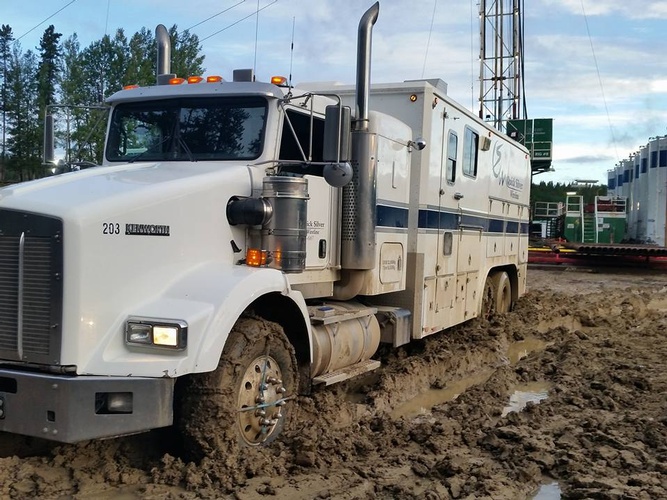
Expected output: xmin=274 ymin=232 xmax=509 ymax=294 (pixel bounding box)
xmin=0 ymin=3 xmax=530 ymax=451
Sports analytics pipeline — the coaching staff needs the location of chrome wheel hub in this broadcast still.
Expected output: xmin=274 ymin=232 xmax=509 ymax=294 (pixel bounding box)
xmin=237 ymin=355 xmax=287 ymax=445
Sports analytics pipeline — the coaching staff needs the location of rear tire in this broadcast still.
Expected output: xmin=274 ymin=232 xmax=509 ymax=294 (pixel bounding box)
xmin=492 ymin=271 xmax=512 ymax=314
xmin=176 ymin=316 xmax=298 ymax=460
xmin=481 ymin=275 xmax=497 ymax=319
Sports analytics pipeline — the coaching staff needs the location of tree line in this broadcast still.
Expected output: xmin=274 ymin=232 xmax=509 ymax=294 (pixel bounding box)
xmin=0 ymin=23 xmax=205 ymax=182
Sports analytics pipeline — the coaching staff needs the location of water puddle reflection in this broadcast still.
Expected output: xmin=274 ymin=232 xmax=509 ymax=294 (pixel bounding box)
xmin=390 ymin=370 xmax=494 ymax=420
xmin=391 ymin=336 xmax=553 ymax=420
xmin=502 ymin=382 xmax=550 ymax=417
xmin=508 ymin=337 xmax=552 ymax=365
xmin=532 ymin=481 xmax=562 ymax=499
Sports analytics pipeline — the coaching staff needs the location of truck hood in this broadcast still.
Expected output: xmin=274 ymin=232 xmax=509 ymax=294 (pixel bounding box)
xmin=0 ymin=162 xmax=253 ymax=220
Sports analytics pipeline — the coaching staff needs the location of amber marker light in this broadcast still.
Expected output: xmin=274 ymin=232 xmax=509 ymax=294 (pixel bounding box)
xmin=409 ymin=94 xmax=418 ymax=102
xmin=187 ymin=76 xmax=204 ymax=84
xmin=271 ymin=76 xmax=288 ymax=86
xmin=206 ymin=75 xmax=223 ymax=83
xmin=169 ymin=77 xmax=186 ymax=85
xmin=123 ymin=84 xmax=139 ymax=90
xmin=246 ymin=248 xmax=268 ymax=267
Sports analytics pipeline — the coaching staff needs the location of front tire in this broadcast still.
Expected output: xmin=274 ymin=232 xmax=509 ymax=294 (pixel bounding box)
xmin=177 ymin=316 xmax=298 ymax=460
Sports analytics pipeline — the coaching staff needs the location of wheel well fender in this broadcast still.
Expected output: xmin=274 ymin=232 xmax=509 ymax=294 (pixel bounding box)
xmin=483 ymin=264 xmax=519 ymax=308
xmin=245 ymin=292 xmax=312 ymax=392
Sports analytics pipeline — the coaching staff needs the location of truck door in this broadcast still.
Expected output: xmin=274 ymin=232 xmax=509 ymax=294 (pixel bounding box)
xmin=455 ymin=126 xmax=483 ymax=321
xmin=432 ymin=104 xmax=458 ymax=328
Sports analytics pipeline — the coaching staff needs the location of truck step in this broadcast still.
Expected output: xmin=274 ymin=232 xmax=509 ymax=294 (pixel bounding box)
xmin=312 ymin=359 xmax=381 ymax=386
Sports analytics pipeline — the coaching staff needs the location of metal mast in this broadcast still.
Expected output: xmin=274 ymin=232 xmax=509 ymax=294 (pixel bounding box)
xmin=478 ymin=0 xmax=522 ymax=132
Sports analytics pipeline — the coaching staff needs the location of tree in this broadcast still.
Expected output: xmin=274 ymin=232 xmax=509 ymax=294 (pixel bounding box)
xmin=169 ymin=26 xmax=205 ymax=79
xmin=0 ymin=24 xmax=13 ymax=181
xmin=37 ymin=25 xmax=62 ymax=114
xmin=5 ymin=44 xmax=41 ymax=180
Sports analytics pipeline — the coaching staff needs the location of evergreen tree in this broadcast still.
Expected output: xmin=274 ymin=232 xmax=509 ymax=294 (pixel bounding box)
xmin=0 ymin=24 xmax=13 ymax=181
xmin=37 ymin=25 xmax=62 ymax=114
xmin=5 ymin=44 xmax=41 ymax=180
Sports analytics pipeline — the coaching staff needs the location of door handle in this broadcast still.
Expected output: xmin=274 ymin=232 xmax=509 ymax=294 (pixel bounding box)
xmin=454 ymin=192 xmax=464 ymax=200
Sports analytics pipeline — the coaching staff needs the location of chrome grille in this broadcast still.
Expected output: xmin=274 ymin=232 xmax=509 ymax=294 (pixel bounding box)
xmin=0 ymin=209 xmax=63 ymax=364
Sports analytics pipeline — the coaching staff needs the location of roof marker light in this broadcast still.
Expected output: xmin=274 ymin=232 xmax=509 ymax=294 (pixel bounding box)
xmin=187 ymin=76 xmax=204 ymax=84
xmin=271 ymin=76 xmax=288 ymax=86
xmin=206 ymin=75 xmax=223 ymax=83
xmin=123 ymin=84 xmax=139 ymax=90
xmin=169 ymin=77 xmax=186 ymax=85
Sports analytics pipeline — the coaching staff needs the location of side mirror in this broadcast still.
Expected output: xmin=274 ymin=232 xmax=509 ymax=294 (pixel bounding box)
xmin=323 ymin=104 xmax=351 ymax=163
xmin=408 ymin=137 xmax=427 ymax=151
xmin=323 ymin=162 xmax=353 ymax=188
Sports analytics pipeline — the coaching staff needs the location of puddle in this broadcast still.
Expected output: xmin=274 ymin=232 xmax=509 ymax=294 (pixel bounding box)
xmin=502 ymin=382 xmax=550 ymax=417
xmin=508 ymin=337 xmax=552 ymax=365
xmin=392 ymin=338 xmax=552 ymax=421
xmin=647 ymin=298 xmax=667 ymax=311
xmin=531 ymin=481 xmax=562 ymax=499
xmin=390 ymin=370 xmax=494 ymax=420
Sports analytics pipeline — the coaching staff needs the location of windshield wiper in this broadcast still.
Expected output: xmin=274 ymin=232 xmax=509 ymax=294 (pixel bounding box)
xmin=178 ymin=137 xmax=196 ymax=162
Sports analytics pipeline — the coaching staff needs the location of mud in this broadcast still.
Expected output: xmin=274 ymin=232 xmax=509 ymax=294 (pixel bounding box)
xmin=1 ymin=266 xmax=667 ymax=499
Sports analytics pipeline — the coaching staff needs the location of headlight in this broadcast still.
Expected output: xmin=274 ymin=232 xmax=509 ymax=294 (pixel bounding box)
xmin=125 ymin=317 xmax=188 ymax=350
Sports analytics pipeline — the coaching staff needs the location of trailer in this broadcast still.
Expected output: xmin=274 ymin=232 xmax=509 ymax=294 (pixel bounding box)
xmin=0 ymin=2 xmax=530 ymax=452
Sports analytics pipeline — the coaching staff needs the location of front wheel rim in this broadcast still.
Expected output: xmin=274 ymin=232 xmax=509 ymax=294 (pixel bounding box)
xmin=237 ymin=354 xmax=288 ymax=446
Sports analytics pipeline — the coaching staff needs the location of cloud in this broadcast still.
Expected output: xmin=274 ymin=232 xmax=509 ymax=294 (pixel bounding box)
xmin=539 ymin=0 xmax=667 ymax=19
xmin=560 ymin=154 xmax=616 ymax=164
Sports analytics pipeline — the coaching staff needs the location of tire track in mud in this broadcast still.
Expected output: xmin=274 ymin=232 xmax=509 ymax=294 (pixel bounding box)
xmin=1 ymin=269 xmax=667 ymax=499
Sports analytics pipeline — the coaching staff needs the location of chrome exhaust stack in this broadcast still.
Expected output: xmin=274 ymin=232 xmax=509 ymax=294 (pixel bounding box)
xmin=340 ymin=2 xmax=379 ymax=276
xmin=156 ymin=25 xmax=176 ymax=85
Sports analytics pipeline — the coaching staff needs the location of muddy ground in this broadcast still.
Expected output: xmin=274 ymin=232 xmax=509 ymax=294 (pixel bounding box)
xmin=1 ymin=266 xmax=667 ymax=499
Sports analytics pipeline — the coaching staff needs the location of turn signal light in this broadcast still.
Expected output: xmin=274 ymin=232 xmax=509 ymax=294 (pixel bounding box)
xmin=246 ymin=248 xmax=268 ymax=267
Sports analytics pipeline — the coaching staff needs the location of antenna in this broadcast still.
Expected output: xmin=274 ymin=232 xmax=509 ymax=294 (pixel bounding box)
xmin=253 ymin=0 xmax=260 ymax=76
xmin=288 ymin=17 xmax=295 ymax=88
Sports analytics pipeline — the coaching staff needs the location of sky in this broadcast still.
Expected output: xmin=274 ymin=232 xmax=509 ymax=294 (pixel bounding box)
xmin=4 ymin=0 xmax=667 ymax=186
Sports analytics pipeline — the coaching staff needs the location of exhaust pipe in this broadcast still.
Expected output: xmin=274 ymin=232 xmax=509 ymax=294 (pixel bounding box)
xmin=337 ymin=2 xmax=380 ymax=290
xmin=355 ymin=2 xmax=379 ymax=132
xmin=43 ymin=113 xmax=55 ymax=165
xmin=156 ymin=24 xmax=175 ymax=85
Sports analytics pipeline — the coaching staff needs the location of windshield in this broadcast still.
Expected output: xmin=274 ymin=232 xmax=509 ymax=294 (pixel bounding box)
xmin=105 ymin=96 xmax=267 ymax=162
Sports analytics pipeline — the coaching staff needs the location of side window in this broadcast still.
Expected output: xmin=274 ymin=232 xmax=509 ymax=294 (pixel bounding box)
xmin=446 ymin=131 xmax=458 ymax=184
xmin=279 ymin=110 xmax=325 ymax=162
xmin=462 ymin=127 xmax=479 ymax=178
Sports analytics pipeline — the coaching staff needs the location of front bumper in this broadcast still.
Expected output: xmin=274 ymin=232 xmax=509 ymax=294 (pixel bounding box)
xmin=0 ymin=368 xmax=174 ymax=443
